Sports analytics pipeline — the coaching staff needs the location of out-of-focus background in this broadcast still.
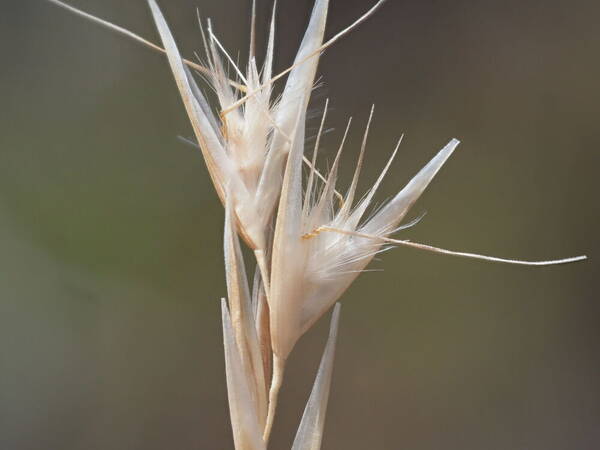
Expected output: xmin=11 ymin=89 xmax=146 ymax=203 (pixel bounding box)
xmin=1 ymin=0 xmax=598 ymax=449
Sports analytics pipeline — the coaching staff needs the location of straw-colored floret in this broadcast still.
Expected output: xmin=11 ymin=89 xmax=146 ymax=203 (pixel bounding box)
xmin=44 ymin=0 xmax=588 ymax=448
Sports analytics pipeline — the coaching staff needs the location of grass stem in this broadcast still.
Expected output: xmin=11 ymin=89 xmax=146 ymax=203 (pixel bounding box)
xmin=263 ymin=354 xmax=286 ymax=443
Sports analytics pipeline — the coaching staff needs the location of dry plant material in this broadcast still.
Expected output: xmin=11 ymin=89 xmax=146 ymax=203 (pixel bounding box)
xmin=45 ymin=0 xmax=588 ymax=448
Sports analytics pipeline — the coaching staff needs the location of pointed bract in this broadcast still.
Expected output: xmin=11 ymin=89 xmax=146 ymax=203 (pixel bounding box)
xmin=269 ymin=103 xmax=309 ymax=359
xmin=224 ymin=196 xmax=268 ymax=428
xmin=292 ymin=304 xmax=341 ymax=450
xmin=147 ymin=0 xmax=228 ymax=200
xmin=363 ymin=138 xmax=459 ymax=235
xmin=276 ymin=0 xmax=329 ymax=132
xmin=255 ymin=0 xmax=330 ymax=227
xmin=222 ymin=300 xmax=267 ymax=450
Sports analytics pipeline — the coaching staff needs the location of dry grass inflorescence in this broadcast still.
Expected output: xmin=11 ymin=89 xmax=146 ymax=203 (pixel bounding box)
xmin=46 ymin=0 xmax=587 ymax=448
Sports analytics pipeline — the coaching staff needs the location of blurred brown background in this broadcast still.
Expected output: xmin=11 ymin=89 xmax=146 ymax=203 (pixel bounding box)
xmin=1 ymin=0 xmax=598 ymax=449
